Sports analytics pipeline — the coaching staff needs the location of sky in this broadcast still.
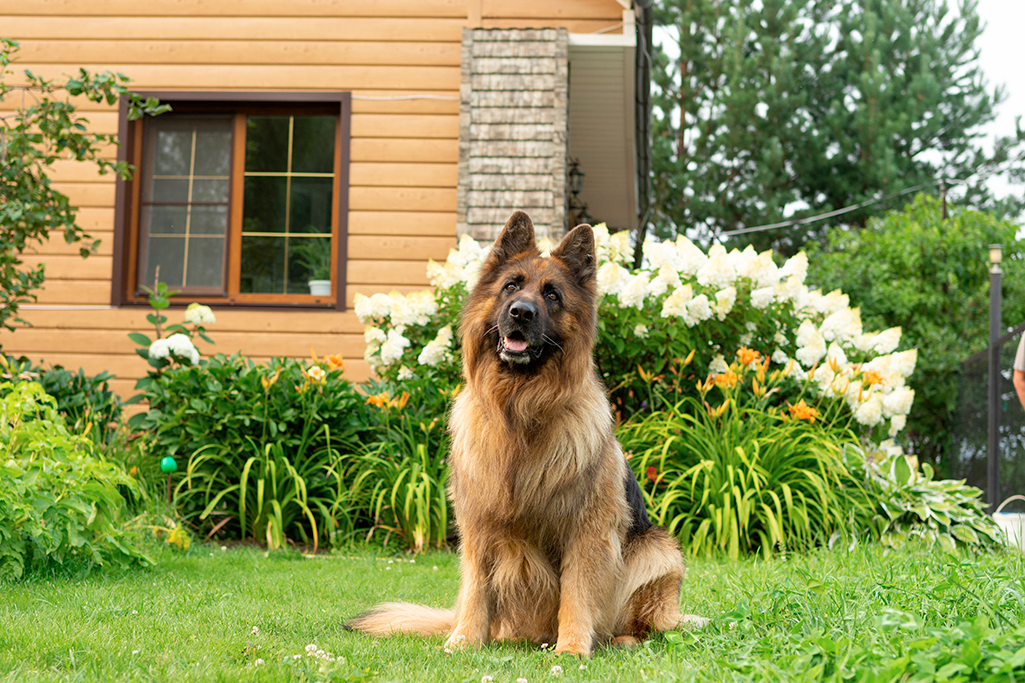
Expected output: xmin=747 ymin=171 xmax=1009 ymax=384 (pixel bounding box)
xmin=975 ymin=0 xmax=1024 ymax=198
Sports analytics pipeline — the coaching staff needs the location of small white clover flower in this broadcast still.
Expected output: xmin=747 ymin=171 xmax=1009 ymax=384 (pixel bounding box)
xmin=250 ymin=626 xmax=259 ymax=635
xmin=444 ymin=648 xmax=453 ymax=655
xmin=517 ymin=678 xmax=528 ymax=683
xmin=305 ymin=644 xmax=317 ymax=653
xmin=254 ymin=658 xmax=264 ymax=666
xmin=482 ymin=677 xmax=494 ymax=683
xmin=550 ymin=664 xmax=563 ymax=676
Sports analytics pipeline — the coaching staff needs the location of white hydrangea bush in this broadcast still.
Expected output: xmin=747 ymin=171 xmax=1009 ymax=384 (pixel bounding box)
xmin=352 ymin=226 xmax=917 ymax=442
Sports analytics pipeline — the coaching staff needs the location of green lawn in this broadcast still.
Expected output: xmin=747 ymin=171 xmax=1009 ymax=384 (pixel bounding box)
xmin=2 ymin=542 xmax=1024 ymax=682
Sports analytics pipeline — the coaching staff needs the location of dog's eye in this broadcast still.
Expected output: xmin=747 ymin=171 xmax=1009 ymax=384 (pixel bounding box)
xmin=546 ymin=291 xmax=559 ymax=302
xmin=505 ymin=282 xmax=518 ymax=293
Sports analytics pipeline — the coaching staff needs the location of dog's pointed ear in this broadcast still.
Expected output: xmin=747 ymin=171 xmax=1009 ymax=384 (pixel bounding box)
xmin=488 ymin=211 xmax=539 ymax=267
xmin=552 ymin=223 xmax=597 ymax=285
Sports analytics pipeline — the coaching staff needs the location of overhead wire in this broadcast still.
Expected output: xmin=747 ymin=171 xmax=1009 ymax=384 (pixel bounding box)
xmin=718 ymin=153 xmax=1025 ymax=238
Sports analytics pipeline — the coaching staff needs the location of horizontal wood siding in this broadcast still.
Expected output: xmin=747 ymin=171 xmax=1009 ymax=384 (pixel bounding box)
xmin=0 ymin=0 xmax=625 ymax=396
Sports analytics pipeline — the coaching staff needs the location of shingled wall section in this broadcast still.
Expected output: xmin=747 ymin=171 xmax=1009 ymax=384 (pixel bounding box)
xmin=457 ymin=28 xmax=569 ymax=242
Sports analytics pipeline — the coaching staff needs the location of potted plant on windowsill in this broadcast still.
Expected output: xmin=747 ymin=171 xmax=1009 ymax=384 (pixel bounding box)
xmin=292 ymin=238 xmax=332 ymax=295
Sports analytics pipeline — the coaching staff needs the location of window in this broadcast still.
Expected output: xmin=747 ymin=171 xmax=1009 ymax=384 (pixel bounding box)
xmin=112 ymin=93 xmax=351 ymax=309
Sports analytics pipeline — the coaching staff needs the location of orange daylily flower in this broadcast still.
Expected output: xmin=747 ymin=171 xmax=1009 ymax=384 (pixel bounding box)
xmin=713 ymin=370 xmax=739 ymax=389
xmin=365 ymin=390 xmax=410 ymax=410
xmin=324 ymin=354 xmax=346 ymax=371
xmin=736 ymin=347 xmax=760 ymax=367
xmin=862 ymin=370 xmax=885 ymax=387
xmin=788 ymin=399 xmax=819 ymax=423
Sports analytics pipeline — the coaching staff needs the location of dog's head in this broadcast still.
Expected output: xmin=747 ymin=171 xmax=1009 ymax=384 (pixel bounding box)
xmin=462 ymin=211 xmax=598 ymax=375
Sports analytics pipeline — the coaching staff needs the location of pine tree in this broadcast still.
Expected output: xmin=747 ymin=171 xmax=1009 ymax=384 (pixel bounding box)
xmin=650 ymin=0 xmax=1022 ymax=253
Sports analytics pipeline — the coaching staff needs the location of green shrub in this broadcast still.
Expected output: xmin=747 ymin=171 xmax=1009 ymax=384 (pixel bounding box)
xmin=355 ymin=226 xmax=918 ymax=445
xmin=0 ymin=381 xmax=151 ymax=580
xmin=357 ymin=394 xmax=449 ymax=552
xmin=858 ymin=446 xmax=1002 ymax=553
xmin=618 ymin=358 xmax=873 ymax=559
xmin=0 ymin=355 xmax=123 ymax=446
xmin=132 ymin=354 xmax=371 ymax=547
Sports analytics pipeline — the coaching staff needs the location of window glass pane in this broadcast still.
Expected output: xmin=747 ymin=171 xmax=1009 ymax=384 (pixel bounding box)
xmin=143 ymin=236 xmax=186 ymax=289
xmin=192 ymin=178 xmax=229 ymax=203
xmin=150 ymin=178 xmax=189 ymax=203
xmin=240 ymin=236 xmax=286 ymax=293
xmin=139 ymin=114 xmax=232 ymax=294
xmin=144 ymin=205 xmax=188 ymax=236
xmin=292 ymin=116 xmax=336 ymax=173
xmin=289 ymin=236 xmax=332 ymax=288
xmin=245 ymin=116 xmax=289 ymax=172
xmin=190 ymin=205 xmax=228 ymax=236
xmin=289 ymin=177 xmax=333 ymax=234
xmin=153 ymin=128 xmax=192 ymax=176
xmin=194 ymin=128 xmax=232 ymax=176
xmin=243 ymin=176 xmax=288 ymax=233
xmin=186 ymin=237 xmax=225 ymax=289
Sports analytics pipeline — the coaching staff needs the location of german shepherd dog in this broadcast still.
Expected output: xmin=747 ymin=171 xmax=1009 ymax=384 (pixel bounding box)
xmin=348 ymin=211 xmax=702 ymax=656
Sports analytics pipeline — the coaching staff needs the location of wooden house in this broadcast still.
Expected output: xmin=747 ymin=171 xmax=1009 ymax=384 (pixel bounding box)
xmin=0 ymin=0 xmax=653 ymax=398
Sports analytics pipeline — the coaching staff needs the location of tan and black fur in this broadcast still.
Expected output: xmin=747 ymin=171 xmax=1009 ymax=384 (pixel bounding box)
xmin=347 ymin=211 xmax=703 ymax=656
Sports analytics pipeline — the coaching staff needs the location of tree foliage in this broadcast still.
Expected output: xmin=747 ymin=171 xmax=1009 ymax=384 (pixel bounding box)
xmin=650 ymin=0 xmax=1024 ymax=253
xmin=806 ymin=194 xmax=1025 ymax=472
xmin=0 ymin=39 xmax=167 ymax=338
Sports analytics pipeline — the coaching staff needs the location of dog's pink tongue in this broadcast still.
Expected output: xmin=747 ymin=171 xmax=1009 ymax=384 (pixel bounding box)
xmin=505 ymin=337 xmax=529 ymax=353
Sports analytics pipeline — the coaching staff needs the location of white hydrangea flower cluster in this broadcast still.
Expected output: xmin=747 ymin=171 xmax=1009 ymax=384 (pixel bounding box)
xmin=355 ymin=236 xmax=480 ymax=371
xmin=183 ymin=303 xmax=216 ymax=325
xmin=148 ymin=333 xmax=200 ymax=365
xmin=351 ymin=224 xmax=918 ymax=437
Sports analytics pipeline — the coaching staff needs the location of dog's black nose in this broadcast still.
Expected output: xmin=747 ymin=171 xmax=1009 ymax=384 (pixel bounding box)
xmin=509 ymin=300 xmax=536 ymax=322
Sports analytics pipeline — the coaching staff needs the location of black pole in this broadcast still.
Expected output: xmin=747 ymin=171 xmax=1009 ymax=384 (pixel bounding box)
xmin=988 ymin=247 xmax=1002 ymax=513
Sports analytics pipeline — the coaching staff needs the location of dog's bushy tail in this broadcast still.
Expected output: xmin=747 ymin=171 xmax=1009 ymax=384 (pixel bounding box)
xmin=345 ymin=603 xmax=455 ymax=637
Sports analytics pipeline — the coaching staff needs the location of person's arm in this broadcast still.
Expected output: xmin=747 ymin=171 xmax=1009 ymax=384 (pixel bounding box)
xmin=1015 ymin=369 xmax=1025 ymax=411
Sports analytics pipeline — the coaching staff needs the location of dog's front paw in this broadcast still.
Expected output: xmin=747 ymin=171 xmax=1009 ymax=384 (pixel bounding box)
xmin=553 ymin=638 xmax=591 ymax=658
xmin=444 ymin=633 xmax=473 ymax=651
xmin=678 ymin=614 xmax=710 ymax=629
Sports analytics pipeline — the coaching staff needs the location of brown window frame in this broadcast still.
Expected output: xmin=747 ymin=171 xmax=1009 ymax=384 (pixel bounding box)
xmin=111 ymin=91 xmax=351 ymax=311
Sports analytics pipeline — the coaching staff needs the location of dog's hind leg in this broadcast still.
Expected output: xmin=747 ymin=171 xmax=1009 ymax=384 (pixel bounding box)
xmin=613 ymin=527 xmax=700 ymax=638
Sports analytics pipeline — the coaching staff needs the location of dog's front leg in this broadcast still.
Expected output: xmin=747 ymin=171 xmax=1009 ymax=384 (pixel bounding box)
xmin=446 ymin=537 xmax=494 ymax=649
xmin=554 ymin=527 xmax=620 ymax=657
